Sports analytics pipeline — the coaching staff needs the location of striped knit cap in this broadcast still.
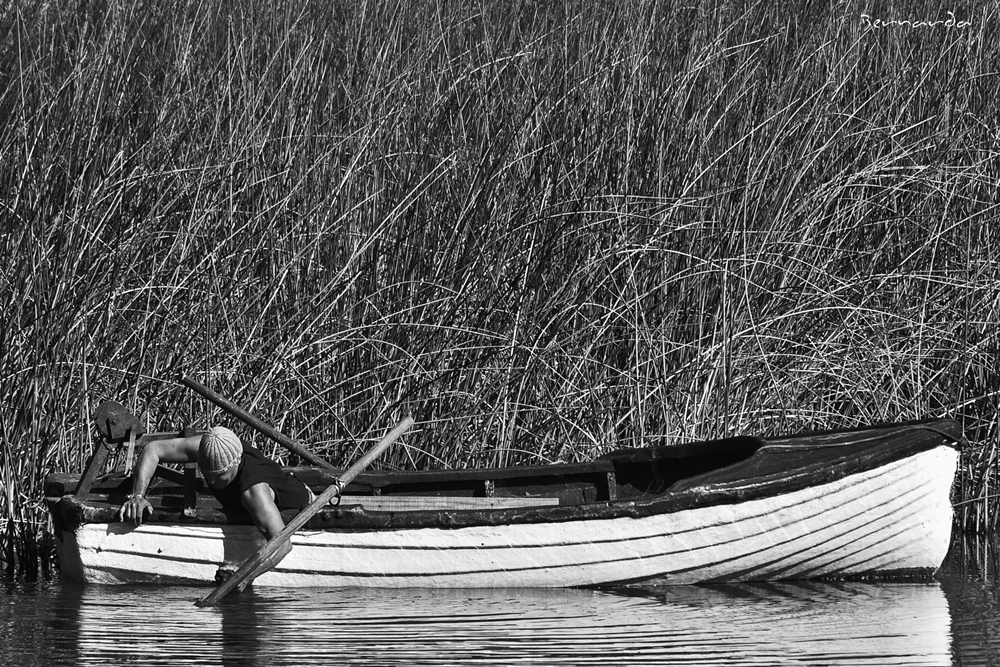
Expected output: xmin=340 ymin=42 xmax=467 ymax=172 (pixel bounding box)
xmin=198 ymin=426 xmax=243 ymax=475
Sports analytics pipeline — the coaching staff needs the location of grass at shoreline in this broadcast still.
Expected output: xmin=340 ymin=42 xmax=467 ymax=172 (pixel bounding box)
xmin=2 ymin=0 xmax=998 ymax=574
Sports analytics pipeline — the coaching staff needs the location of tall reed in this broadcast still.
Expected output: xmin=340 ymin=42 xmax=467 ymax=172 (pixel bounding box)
xmin=2 ymin=0 xmax=998 ymax=574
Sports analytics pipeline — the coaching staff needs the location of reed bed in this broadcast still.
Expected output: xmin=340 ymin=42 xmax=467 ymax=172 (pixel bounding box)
xmin=1 ymin=0 xmax=998 ymax=576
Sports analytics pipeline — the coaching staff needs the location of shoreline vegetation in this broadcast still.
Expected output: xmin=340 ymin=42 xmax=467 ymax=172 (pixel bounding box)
xmin=2 ymin=0 xmax=998 ymax=577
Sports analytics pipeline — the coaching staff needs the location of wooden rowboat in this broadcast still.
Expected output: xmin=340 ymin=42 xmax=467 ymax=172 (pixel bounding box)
xmin=45 ymin=419 xmax=962 ymax=588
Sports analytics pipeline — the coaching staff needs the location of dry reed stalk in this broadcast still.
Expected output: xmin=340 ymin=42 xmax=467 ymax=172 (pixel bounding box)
xmin=1 ymin=0 xmax=998 ymax=573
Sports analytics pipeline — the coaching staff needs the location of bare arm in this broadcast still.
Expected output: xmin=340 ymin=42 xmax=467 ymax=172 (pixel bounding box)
xmin=234 ymin=482 xmax=292 ymax=588
xmin=117 ymin=436 xmax=201 ymax=525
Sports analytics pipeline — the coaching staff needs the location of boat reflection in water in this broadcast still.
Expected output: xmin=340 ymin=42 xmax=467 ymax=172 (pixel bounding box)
xmin=50 ymin=580 xmax=952 ymax=665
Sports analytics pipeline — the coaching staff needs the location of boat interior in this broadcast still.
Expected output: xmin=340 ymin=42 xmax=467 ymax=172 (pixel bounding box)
xmin=46 ymin=434 xmax=768 ymax=515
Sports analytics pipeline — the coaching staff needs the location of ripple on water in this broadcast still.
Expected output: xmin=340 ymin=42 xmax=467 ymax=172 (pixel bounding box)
xmin=0 ymin=578 xmax=959 ymax=666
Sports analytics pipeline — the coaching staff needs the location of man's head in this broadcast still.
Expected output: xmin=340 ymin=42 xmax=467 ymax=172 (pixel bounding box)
xmin=199 ymin=426 xmax=243 ymax=488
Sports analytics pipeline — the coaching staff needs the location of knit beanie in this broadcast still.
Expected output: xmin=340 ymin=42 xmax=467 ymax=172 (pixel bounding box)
xmin=198 ymin=426 xmax=243 ymax=475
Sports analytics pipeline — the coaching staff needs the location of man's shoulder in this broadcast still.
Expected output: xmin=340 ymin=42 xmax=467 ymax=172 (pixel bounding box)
xmin=241 ymin=445 xmax=276 ymax=462
xmin=236 ymin=446 xmax=286 ymax=479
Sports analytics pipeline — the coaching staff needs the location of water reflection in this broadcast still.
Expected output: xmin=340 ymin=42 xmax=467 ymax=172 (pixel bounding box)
xmin=940 ymin=533 xmax=1000 ymax=667
xmin=16 ymin=579 xmax=954 ymax=666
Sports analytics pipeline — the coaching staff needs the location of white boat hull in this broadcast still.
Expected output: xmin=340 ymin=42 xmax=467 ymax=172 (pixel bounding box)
xmin=54 ymin=445 xmax=957 ymax=587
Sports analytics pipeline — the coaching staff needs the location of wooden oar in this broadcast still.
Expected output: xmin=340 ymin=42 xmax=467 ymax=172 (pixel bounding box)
xmin=195 ymin=416 xmax=414 ymax=607
xmin=180 ymin=376 xmax=336 ymax=470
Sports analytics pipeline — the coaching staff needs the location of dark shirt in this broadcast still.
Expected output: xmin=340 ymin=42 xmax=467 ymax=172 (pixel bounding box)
xmin=210 ymin=446 xmax=310 ymax=512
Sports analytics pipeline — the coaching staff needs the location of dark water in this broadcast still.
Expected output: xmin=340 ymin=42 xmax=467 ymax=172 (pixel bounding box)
xmin=3 ymin=535 xmax=1000 ymax=666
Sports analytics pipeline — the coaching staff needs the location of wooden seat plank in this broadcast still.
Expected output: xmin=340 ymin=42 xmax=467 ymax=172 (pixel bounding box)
xmin=338 ymin=495 xmax=559 ymax=511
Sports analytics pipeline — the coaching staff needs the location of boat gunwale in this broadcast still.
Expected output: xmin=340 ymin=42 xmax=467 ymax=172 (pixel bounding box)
xmin=46 ymin=419 xmax=963 ymax=533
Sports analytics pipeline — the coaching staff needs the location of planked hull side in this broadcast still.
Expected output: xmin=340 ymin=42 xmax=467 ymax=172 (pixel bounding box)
xmin=54 ymin=445 xmax=957 ymax=587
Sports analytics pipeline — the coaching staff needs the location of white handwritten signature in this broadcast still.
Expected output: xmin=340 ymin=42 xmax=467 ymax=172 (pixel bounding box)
xmin=861 ymin=11 xmax=972 ymax=29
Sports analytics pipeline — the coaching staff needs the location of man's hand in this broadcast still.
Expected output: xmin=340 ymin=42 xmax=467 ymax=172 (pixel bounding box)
xmin=118 ymin=494 xmax=153 ymax=525
xmin=215 ymin=567 xmax=251 ymax=593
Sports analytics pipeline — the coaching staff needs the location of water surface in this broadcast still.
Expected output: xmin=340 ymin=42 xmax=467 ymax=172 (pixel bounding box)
xmin=3 ymin=536 xmax=1000 ymax=666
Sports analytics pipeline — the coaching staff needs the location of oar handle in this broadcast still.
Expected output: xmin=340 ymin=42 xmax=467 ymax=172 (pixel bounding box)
xmin=195 ymin=417 xmax=414 ymax=607
xmin=180 ymin=376 xmax=336 ymax=470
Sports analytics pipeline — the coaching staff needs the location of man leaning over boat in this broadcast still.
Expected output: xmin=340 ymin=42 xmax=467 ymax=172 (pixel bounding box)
xmin=117 ymin=426 xmax=322 ymax=589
